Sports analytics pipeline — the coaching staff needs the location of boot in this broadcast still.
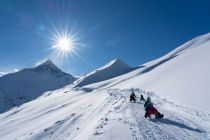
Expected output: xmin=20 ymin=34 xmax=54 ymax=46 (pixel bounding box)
xmin=156 ymin=112 xmax=163 ymax=118
xmin=144 ymin=112 xmax=148 ymax=118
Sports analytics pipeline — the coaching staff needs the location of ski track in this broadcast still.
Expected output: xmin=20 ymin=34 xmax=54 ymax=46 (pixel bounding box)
xmin=0 ymin=88 xmax=209 ymax=140
xmin=90 ymin=89 xmax=209 ymax=140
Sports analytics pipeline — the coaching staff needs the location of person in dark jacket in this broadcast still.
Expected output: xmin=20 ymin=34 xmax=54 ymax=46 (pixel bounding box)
xmin=144 ymin=96 xmax=163 ymax=118
xmin=140 ymin=94 xmax=146 ymax=102
xmin=130 ymin=91 xmax=136 ymax=103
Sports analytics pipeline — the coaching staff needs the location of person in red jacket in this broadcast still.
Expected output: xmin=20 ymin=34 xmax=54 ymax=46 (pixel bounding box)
xmin=144 ymin=96 xmax=164 ymax=118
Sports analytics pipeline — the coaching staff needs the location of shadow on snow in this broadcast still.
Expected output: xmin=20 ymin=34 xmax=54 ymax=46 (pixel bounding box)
xmin=151 ymin=118 xmax=205 ymax=133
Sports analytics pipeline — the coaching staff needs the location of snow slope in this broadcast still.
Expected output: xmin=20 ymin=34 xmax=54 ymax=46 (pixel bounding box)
xmin=0 ymin=60 xmax=76 ymax=113
xmin=0 ymin=88 xmax=209 ymax=140
xmin=86 ymin=32 xmax=210 ymax=113
xmin=73 ymin=59 xmax=133 ymax=87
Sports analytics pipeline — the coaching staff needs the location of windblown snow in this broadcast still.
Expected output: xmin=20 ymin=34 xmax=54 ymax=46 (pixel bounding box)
xmin=0 ymin=33 xmax=210 ymax=140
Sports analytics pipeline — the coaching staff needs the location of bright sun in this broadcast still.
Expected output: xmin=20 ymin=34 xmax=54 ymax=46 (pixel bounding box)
xmin=57 ymin=37 xmax=72 ymax=52
xmin=52 ymin=32 xmax=76 ymax=55
xmin=50 ymin=26 xmax=83 ymax=63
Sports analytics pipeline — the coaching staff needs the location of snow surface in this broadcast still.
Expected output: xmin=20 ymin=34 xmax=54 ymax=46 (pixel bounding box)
xmin=0 ymin=72 xmax=8 ymax=77
xmin=1 ymin=33 xmax=210 ymax=139
xmin=0 ymin=88 xmax=209 ymax=140
xmin=0 ymin=60 xmax=76 ymax=113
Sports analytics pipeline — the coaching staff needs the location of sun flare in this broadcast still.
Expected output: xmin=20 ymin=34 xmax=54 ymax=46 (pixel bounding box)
xmin=56 ymin=37 xmax=72 ymax=52
xmin=52 ymin=33 xmax=75 ymax=54
xmin=49 ymin=25 xmax=85 ymax=65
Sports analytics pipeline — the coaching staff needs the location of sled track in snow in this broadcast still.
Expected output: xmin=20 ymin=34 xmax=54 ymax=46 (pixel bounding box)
xmin=32 ymin=89 xmax=210 ymax=140
xmin=1 ymin=88 xmax=209 ymax=140
xmin=107 ymin=89 xmax=209 ymax=140
xmin=132 ymin=103 xmax=177 ymax=140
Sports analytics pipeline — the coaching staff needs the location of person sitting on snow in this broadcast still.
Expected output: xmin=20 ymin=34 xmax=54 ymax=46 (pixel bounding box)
xmin=130 ymin=91 xmax=136 ymax=103
xmin=140 ymin=94 xmax=146 ymax=102
xmin=144 ymin=96 xmax=163 ymax=118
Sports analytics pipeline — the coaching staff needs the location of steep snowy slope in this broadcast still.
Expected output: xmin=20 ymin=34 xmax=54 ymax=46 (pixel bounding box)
xmin=0 ymin=60 xmax=76 ymax=113
xmin=86 ymin=32 xmax=210 ymax=113
xmin=73 ymin=59 xmax=133 ymax=87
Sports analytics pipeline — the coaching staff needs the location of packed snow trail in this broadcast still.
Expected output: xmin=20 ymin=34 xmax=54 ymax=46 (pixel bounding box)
xmin=90 ymin=89 xmax=209 ymax=140
xmin=0 ymin=88 xmax=209 ymax=140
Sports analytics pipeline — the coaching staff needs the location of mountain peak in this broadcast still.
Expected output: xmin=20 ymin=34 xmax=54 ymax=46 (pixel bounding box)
xmin=38 ymin=59 xmax=55 ymax=67
xmin=34 ymin=59 xmax=63 ymax=74
xmin=0 ymin=60 xmax=76 ymax=113
xmin=111 ymin=58 xmax=124 ymax=64
xmin=98 ymin=58 xmax=129 ymax=71
xmin=112 ymin=58 xmax=128 ymax=66
xmin=74 ymin=58 xmax=132 ymax=87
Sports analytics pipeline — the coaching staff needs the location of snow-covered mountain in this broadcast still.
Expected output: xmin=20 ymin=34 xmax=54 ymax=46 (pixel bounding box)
xmin=0 ymin=60 xmax=76 ymax=113
xmin=0 ymin=33 xmax=210 ymax=140
xmin=73 ymin=59 xmax=134 ymax=87
xmin=87 ymin=32 xmax=210 ymax=112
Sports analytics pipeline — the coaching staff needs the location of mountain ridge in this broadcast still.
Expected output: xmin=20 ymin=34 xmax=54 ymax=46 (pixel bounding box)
xmin=73 ymin=58 xmax=134 ymax=87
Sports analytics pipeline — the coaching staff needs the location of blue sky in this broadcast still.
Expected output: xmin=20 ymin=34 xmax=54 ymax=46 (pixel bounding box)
xmin=0 ymin=0 xmax=210 ymax=76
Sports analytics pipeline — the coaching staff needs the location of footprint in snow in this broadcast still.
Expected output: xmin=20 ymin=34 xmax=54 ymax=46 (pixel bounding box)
xmin=94 ymin=131 xmax=103 ymax=135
